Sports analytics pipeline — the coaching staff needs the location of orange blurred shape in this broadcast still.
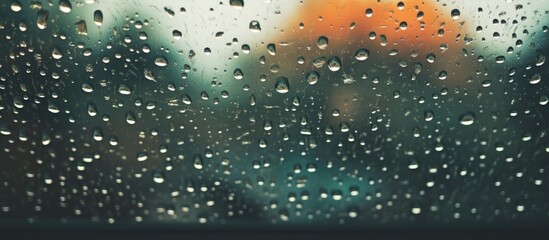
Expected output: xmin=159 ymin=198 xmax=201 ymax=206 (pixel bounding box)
xmin=287 ymin=0 xmax=463 ymax=50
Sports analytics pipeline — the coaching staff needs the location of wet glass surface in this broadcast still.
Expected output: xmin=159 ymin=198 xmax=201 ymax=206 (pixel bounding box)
xmin=0 ymin=0 xmax=548 ymax=229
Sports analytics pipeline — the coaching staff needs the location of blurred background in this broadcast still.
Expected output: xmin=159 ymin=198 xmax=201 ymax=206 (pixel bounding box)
xmin=0 ymin=0 xmax=548 ymax=228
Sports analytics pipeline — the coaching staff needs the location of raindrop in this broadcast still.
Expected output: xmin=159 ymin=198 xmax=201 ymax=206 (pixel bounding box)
xmin=327 ymin=56 xmax=341 ymax=72
xmin=155 ymin=56 xmax=168 ymax=67
xmin=459 ymin=112 xmax=475 ymax=125
xmin=451 ymin=9 xmax=460 ymax=19
xmin=275 ymin=76 xmax=290 ymax=94
xmin=37 ymin=10 xmax=49 ymax=30
xmin=529 ymin=73 xmax=541 ymax=85
xmin=59 ymin=0 xmax=72 ymax=13
xmin=365 ymin=8 xmax=373 ymax=17
xmin=306 ymin=71 xmax=320 ymax=85
xmin=317 ymin=36 xmax=329 ymax=49
xmin=75 ymin=20 xmax=88 ymax=35
xmin=234 ymin=68 xmax=243 ymax=80
xmin=267 ymin=43 xmax=276 ymax=55
xmin=249 ymin=20 xmax=261 ymax=32
xmin=426 ymin=53 xmax=436 ymax=63
xmin=354 ymin=48 xmax=369 ymax=61
xmin=172 ymin=30 xmax=182 ymax=40
xmin=52 ymin=46 xmax=63 ymax=59
xmin=94 ymin=10 xmax=103 ymax=26
xmin=11 ymin=1 xmax=22 ymax=12
xmin=194 ymin=155 xmax=204 ymax=170
xmin=229 ymin=0 xmax=244 ymax=9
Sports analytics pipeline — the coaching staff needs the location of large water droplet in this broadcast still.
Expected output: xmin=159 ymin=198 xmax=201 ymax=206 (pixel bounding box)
xmin=59 ymin=0 xmax=72 ymax=13
xmin=451 ymin=9 xmax=461 ymax=19
xmin=249 ymin=20 xmax=261 ymax=32
xmin=275 ymin=76 xmax=290 ymax=94
xmin=354 ymin=48 xmax=369 ymax=61
xmin=317 ymin=36 xmax=329 ymax=49
xmin=327 ymin=56 xmax=341 ymax=72
xmin=155 ymin=56 xmax=168 ymax=67
xmin=94 ymin=10 xmax=103 ymax=26
xmin=306 ymin=71 xmax=320 ymax=85
xmin=229 ymin=0 xmax=244 ymax=9
xmin=459 ymin=112 xmax=475 ymax=125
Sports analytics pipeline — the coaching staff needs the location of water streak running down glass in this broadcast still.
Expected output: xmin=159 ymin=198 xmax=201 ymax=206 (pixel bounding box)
xmin=0 ymin=0 xmax=548 ymax=230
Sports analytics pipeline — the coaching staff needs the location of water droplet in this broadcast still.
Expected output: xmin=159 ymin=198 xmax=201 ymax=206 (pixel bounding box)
xmin=438 ymin=71 xmax=447 ymax=80
xmin=354 ymin=48 xmax=369 ymax=61
xmin=424 ymin=111 xmax=434 ymax=121
xmin=11 ymin=1 xmax=22 ymax=12
xmin=306 ymin=71 xmax=320 ymax=85
xmin=136 ymin=152 xmax=148 ymax=161
xmin=172 ymin=30 xmax=182 ymax=40
xmin=530 ymin=73 xmax=541 ymax=85
xmin=451 ymin=9 xmax=460 ymax=19
xmin=459 ymin=112 xmax=475 ymax=125
xmin=365 ymin=8 xmax=373 ymax=17
xmin=327 ymin=56 xmax=341 ymax=72
xmin=267 ymin=43 xmax=276 ymax=55
xmin=194 ymin=155 xmax=204 ymax=170
xmin=275 ymin=76 xmax=290 ymax=94
xmin=229 ymin=0 xmax=244 ymax=9
xmin=94 ymin=10 xmax=103 ymax=26
xmin=399 ymin=21 xmax=408 ymax=30
xmin=317 ymin=36 xmax=329 ymax=49
xmin=75 ymin=20 xmax=88 ymax=35
xmin=52 ymin=46 xmax=63 ymax=59
xmin=495 ymin=55 xmax=505 ymax=63
xmin=408 ymin=160 xmax=419 ymax=170
xmin=154 ymin=56 xmax=168 ymax=67
xmin=426 ymin=53 xmax=436 ymax=63
xmin=182 ymin=94 xmax=192 ymax=105
xmin=37 ymin=10 xmax=49 ymax=30
xmin=249 ymin=20 xmax=261 ymax=32
xmin=126 ymin=111 xmax=136 ymax=125
xmin=152 ymin=171 xmax=165 ymax=183
xmin=234 ymin=68 xmax=243 ymax=80
xmin=59 ymin=0 xmax=72 ymax=13
xmin=118 ymin=84 xmax=132 ymax=95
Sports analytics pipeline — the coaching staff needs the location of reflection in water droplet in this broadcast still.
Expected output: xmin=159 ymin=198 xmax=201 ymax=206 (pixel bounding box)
xmin=327 ymin=56 xmax=341 ymax=72
xmin=94 ymin=10 xmax=103 ymax=26
xmin=275 ymin=76 xmax=290 ymax=94
xmin=249 ymin=20 xmax=261 ymax=32
xmin=155 ymin=56 xmax=168 ymax=67
xmin=267 ymin=43 xmax=276 ymax=55
xmin=530 ymin=73 xmax=541 ymax=85
xmin=37 ymin=10 xmax=49 ymax=29
xmin=354 ymin=48 xmax=369 ymax=61
xmin=365 ymin=8 xmax=373 ymax=17
xmin=451 ymin=9 xmax=461 ymax=19
xmin=459 ymin=112 xmax=475 ymax=125
xmin=229 ymin=0 xmax=244 ymax=9
xmin=306 ymin=71 xmax=320 ymax=85
xmin=59 ymin=0 xmax=72 ymax=13
xmin=317 ymin=36 xmax=328 ymax=49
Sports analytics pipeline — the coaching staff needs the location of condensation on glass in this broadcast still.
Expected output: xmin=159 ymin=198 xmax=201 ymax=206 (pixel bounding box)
xmin=0 ymin=0 xmax=548 ymax=226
